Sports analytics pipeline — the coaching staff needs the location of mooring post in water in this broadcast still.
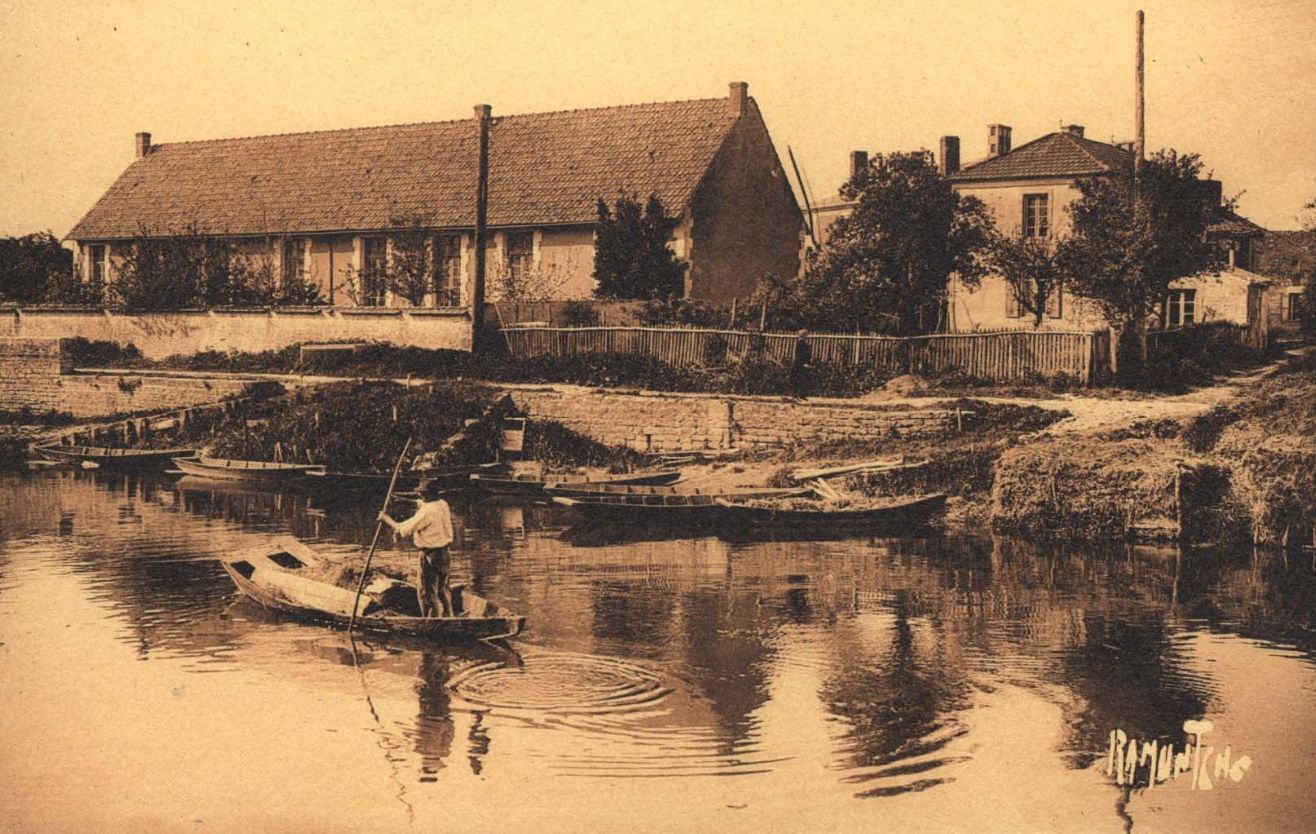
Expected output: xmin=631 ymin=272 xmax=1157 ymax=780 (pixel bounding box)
xmin=1174 ymin=463 xmax=1185 ymax=542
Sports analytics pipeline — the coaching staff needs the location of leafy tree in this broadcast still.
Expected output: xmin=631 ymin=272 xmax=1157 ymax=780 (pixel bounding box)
xmin=1060 ymin=149 xmax=1225 ymax=373
xmin=112 ymin=225 xmax=323 ymax=311
xmin=593 ymin=193 xmax=687 ymax=300
xmin=987 ymin=235 xmax=1069 ymax=328
xmin=766 ymin=152 xmax=995 ymax=335
xmin=112 ymin=226 xmax=228 ymax=310
xmin=230 ymin=248 xmax=323 ymax=307
xmin=386 ymin=215 xmax=436 ymax=307
xmin=489 ymin=256 xmax=571 ymax=303
xmin=0 ymin=231 xmax=73 ymax=302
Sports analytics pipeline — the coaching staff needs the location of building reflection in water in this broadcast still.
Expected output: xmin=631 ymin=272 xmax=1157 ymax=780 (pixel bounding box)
xmin=4 ymin=468 xmax=1316 ymax=829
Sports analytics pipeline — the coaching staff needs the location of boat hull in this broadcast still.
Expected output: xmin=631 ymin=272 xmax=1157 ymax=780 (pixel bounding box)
xmin=717 ymin=493 xmax=948 ymax=530
xmin=173 ymin=456 xmax=322 ymax=483
xmin=219 ymin=538 xmax=525 ymax=642
xmin=33 ymin=444 xmax=197 ymax=469
xmin=472 ymin=469 xmax=682 ymax=497
xmin=549 ymin=484 xmax=808 ymax=526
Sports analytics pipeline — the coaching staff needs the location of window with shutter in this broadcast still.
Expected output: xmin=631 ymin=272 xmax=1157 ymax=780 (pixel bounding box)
xmin=1006 ymin=285 xmax=1024 ymax=318
xmin=1046 ymin=283 xmax=1063 ymax=318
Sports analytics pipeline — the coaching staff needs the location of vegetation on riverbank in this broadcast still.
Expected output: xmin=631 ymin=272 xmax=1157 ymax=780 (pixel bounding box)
xmin=992 ymin=350 xmax=1316 ymax=545
xmin=112 ymin=379 xmax=644 ymax=474
xmin=743 ymin=399 xmax=1068 ymax=533
xmin=67 ymin=323 xmax=1273 ymax=401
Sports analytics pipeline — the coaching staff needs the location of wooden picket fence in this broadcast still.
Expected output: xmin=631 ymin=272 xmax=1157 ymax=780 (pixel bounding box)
xmin=500 ymin=325 xmax=1113 ymax=385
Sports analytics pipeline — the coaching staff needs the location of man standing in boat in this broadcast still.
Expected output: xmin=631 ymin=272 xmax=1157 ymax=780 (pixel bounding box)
xmin=379 ymin=479 xmax=455 ymax=617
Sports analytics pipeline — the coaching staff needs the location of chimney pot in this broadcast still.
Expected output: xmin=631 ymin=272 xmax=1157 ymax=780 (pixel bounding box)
xmin=473 ymin=104 xmax=491 ymax=120
xmin=988 ymin=124 xmax=1012 ymax=157
xmin=1062 ymin=124 xmax=1085 ymax=138
xmin=135 ymin=131 xmax=151 ymax=158
xmin=849 ymin=150 xmax=869 ymax=179
xmin=728 ymin=81 xmax=748 ymax=118
xmin=938 ymin=136 xmax=960 ymax=176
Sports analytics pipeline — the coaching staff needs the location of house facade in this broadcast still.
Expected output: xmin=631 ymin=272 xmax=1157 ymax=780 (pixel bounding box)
xmin=67 ymin=82 xmax=802 ymax=308
xmin=816 ymin=125 xmax=1270 ymax=333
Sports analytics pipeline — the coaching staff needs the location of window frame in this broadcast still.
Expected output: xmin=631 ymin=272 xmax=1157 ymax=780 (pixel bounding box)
xmin=505 ymin=230 xmax=534 ymax=279
xmin=88 ymin=244 xmax=107 ymax=285
xmin=1022 ymin=193 xmax=1050 ymax=239
xmin=361 ymin=236 xmax=389 ymax=307
xmin=1166 ymin=289 xmax=1196 ymax=328
xmin=435 ymin=235 xmax=463 ymax=306
xmin=281 ymin=238 xmax=305 ymax=288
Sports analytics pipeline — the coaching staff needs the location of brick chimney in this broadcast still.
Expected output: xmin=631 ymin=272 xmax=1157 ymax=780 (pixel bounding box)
xmin=988 ymin=124 xmax=1012 ymax=157
xmin=938 ymin=136 xmax=960 ymax=176
xmin=849 ymin=150 xmax=869 ymax=179
xmin=135 ymin=132 xmax=152 ymax=158
xmin=1062 ymin=124 xmax=1085 ymax=138
xmin=728 ymin=81 xmax=748 ymax=118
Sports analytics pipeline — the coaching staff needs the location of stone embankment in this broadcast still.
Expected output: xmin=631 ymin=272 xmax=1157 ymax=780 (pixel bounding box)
xmin=1 ymin=338 xmax=252 ymax=419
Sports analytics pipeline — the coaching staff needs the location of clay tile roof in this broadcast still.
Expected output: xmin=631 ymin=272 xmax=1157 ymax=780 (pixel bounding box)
xmin=68 ymin=97 xmax=737 ymax=240
xmin=950 ymin=131 xmax=1133 ymax=182
xmin=1207 ymin=209 xmax=1266 ymax=237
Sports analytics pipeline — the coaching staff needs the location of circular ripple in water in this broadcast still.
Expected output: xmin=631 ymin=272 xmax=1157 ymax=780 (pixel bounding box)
xmin=448 ymin=650 xmax=671 ymax=715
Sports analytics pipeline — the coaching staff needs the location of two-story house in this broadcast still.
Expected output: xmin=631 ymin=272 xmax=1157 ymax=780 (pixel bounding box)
xmin=815 ymin=124 xmax=1269 ymax=334
xmin=946 ymin=124 xmax=1267 ymax=332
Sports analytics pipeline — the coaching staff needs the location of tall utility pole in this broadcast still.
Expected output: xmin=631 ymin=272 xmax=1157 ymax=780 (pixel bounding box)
xmin=1134 ymin=10 xmax=1145 ymax=179
xmin=471 ymin=103 xmax=492 ymax=349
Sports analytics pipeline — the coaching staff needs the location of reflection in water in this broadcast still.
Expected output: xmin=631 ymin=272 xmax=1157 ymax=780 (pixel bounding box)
xmin=2 ymin=470 xmax=1316 ymax=832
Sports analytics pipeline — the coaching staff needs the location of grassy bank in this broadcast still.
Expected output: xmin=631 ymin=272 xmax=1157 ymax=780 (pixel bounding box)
xmin=991 ymin=350 xmax=1316 ymax=545
xmin=739 ymin=399 xmax=1069 ymax=532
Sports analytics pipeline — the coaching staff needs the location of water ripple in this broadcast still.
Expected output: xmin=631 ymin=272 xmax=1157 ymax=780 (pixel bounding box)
xmin=448 ymin=649 xmax=672 ymax=715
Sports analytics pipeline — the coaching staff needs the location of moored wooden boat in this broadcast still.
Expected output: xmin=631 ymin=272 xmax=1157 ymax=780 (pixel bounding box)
xmin=219 ymin=537 xmax=525 ymax=642
xmin=714 ymin=492 xmax=948 ymax=529
xmin=302 ymin=463 xmax=494 ymax=493
xmin=172 ymin=455 xmax=325 ymax=483
xmin=548 ymin=482 xmax=810 ymax=525
xmin=471 ymin=468 xmax=682 ymax=496
xmin=32 ymin=443 xmax=197 ymax=469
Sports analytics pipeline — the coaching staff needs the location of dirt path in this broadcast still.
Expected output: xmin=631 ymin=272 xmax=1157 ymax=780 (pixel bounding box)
xmin=883 ymin=348 xmax=1307 ymax=437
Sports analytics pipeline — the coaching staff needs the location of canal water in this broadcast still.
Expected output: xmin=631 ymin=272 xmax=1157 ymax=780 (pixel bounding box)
xmin=2 ymin=469 xmax=1315 ymax=833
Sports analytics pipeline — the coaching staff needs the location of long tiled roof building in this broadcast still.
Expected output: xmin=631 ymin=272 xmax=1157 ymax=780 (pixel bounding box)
xmin=69 ymin=82 xmax=802 ymax=305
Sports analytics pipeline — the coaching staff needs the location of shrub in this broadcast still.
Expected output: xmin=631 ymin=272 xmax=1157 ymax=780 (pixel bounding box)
xmin=1182 ymin=403 xmax=1239 ymax=452
xmin=64 ymin=338 xmax=143 ymax=367
xmin=559 ymin=301 xmax=601 ymax=327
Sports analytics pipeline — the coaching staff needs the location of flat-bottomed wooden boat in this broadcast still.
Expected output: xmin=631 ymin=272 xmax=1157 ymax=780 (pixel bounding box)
xmin=473 ymin=468 xmax=682 ymax=496
xmin=172 ymin=456 xmax=325 ymax=483
xmin=549 ymin=482 xmax=810 ymax=525
xmin=219 ymin=538 xmax=525 ymax=642
xmin=32 ymin=443 xmax=197 ymax=469
xmin=715 ymin=492 xmax=947 ymax=529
